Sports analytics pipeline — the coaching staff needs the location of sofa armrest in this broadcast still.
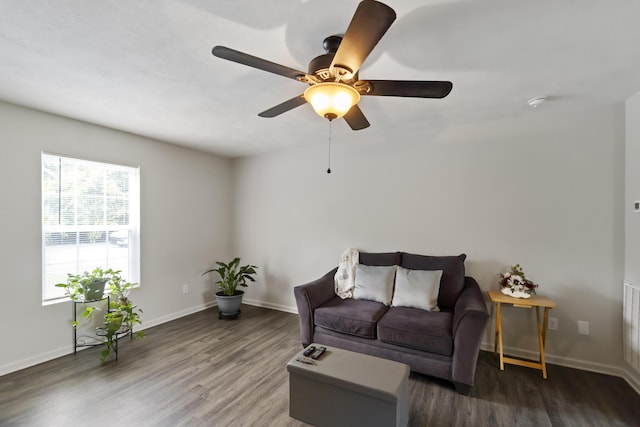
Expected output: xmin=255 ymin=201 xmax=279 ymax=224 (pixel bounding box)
xmin=451 ymin=276 xmax=489 ymax=392
xmin=293 ymin=267 xmax=338 ymax=346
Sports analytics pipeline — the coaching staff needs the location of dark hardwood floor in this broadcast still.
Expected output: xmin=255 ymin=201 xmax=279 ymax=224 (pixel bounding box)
xmin=1 ymin=305 xmax=639 ymax=426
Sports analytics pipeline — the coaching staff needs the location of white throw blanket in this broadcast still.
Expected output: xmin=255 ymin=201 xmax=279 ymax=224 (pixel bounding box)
xmin=334 ymin=248 xmax=359 ymax=299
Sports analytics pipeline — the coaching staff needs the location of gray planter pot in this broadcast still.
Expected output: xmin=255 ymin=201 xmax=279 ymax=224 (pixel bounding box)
xmin=215 ymin=290 xmax=244 ymax=319
xmin=83 ymin=278 xmax=108 ymax=301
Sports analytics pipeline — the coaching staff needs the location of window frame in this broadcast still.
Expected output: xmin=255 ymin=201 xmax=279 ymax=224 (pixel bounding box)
xmin=41 ymin=152 xmax=140 ymax=304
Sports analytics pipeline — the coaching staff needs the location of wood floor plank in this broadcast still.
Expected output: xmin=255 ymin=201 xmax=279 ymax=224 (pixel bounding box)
xmin=1 ymin=305 xmax=639 ymax=426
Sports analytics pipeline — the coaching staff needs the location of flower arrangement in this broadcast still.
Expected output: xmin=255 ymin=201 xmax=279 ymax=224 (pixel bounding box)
xmin=499 ymin=264 xmax=538 ymax=298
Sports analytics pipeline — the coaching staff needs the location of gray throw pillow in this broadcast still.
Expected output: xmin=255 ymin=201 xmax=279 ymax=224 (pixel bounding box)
xmin=353 ymin=264 xmax=397 ymax=305
xmin=391 ymin=266 xmax=443 ymax=312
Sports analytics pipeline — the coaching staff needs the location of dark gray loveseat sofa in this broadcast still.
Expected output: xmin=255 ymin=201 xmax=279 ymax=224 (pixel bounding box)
xmin=294 ymin=252 xmax=489 ymax=394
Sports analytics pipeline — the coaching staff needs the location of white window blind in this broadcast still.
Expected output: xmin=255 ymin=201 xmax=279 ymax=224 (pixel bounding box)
xmin=41 ymin=153 xmax=140 ymax=302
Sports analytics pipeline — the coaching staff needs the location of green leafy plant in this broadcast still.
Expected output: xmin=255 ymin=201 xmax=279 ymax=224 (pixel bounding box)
xmin=117 ymin=300 xmax=144 ymax=340
xmin=202 ymin=257 xmax=258 ymax=296
xmin=55 ymin=267 xmax=118 ymax=301
xmin=56 ymin=267 xmax=119 ymax=326
xmin=57 ymin=267 xmax=144 ymax=360
xmin=101 ymin=310 xmax=124 ymax=361
xmin=99 ymin=300 xmax=144 ymax=361
xmin=108 ymin=273 xmax=138 ymax=305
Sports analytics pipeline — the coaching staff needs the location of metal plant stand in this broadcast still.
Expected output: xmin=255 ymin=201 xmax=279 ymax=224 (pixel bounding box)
xmin=72 ymin=296 xmax=131 ymax=361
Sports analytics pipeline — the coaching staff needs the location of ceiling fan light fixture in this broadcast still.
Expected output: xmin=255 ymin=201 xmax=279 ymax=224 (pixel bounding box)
xmin=304 ymin=82 xmax=360 ymax=120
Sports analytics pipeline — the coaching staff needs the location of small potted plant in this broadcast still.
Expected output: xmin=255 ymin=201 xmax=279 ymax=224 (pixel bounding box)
xmin=102 ymin=271 xmax=144 ymax=360
xmin=57 ymin=267 xmax=144 ymax=360
xmin=105 ymin=269 xmax=143 ymax=338
xmin=202 ymin=257 xmax=258 ymax=319
xmin=55 ymin=267 xmax=117 ymax=302
xmin=101 ymin=309 xmax=124 ymax=361
xmin=99 ymin=298 xmax=144 ymax=361
xmin=108 ymin=272 xmax=137 ymax=306
xmin=55 ymin=267 xmax=118 ymax=326
xmin=116 ymin=299 xmax=144 ymax=340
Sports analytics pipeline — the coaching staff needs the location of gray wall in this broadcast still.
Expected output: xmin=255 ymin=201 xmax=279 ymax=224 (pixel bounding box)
xmin=0 ymin=101 xmax=233 ymax=375
xmin=234 ymin=105 xmax=627 ymax=375
xmin=2 ymin=97 xmax=637 ymax=391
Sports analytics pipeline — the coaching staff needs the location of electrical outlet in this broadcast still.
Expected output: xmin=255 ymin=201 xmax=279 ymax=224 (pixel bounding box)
xmin=182 ymin=284 xmax=189 ymax=294
xmin=548 ymin=317 xmax=558 ymax=331
xmin=578 ymin=320 xmax=589 ymax=335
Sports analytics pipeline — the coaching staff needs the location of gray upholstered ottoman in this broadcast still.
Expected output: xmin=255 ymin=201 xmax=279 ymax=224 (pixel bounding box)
xmin=287 ymin=344 xmax=409 ymax=427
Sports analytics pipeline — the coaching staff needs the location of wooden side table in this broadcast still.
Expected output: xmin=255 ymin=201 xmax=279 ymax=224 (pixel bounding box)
xmin=487 ymin=290 xmax=557 ymax=379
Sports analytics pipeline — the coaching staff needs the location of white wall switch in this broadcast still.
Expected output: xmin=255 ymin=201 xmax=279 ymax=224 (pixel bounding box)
xmin=548 ymin=317 xmax=558 ymax=331
xmin=182 ymin=284 xmax=189 ymax=294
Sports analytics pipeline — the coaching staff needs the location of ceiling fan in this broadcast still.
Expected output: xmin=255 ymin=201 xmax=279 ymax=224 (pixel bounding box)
xmin=211 ymin=0 xmax=452 ymax=131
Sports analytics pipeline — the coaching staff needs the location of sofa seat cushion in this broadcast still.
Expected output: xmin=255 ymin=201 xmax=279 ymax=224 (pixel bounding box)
xmin=377 ymin=307 xmax=453 ymax=356
xmin=315 ymin=297 xmax=389 ymax=339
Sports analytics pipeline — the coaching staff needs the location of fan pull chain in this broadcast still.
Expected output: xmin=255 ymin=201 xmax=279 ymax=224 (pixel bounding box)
xmin=327 ymin=120 xmax=332 ymax=174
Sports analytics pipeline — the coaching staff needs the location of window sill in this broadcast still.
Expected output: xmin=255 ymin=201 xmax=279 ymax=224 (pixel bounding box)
xmin=42 ymin=285 xmax=140 ymax=307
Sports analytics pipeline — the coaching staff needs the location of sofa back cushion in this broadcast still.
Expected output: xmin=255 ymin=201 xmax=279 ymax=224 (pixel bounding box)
xmin=400 ymin=253 xmax=466 ymax=309
xmin=359 ymin=251 xmax=402 ymax=266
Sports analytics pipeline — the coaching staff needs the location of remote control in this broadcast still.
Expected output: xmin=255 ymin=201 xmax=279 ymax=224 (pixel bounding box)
xmin=303 ymin=345 xmax=316 ymax=357
xmin=295 ymin=356 xmax=315 ymax=365
xmin=310 ymin=346 xmax=326 ymax=360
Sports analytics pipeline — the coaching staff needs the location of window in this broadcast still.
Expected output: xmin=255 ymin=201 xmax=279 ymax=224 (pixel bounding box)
xmin=41 ymin=153 xmax=140 ymax=303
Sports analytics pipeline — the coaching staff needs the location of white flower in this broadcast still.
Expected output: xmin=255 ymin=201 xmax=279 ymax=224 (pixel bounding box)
xmin=500 ymin=264 xmax=538 ymax=297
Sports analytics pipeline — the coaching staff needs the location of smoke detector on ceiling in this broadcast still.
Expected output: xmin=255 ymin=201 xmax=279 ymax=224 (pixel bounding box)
xmin=527 ymin=97 xmax=547 ymax=108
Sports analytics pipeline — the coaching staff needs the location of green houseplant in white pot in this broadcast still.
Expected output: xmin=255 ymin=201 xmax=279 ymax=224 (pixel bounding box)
xmin=202 ymin=257 xmax=258 ymax=319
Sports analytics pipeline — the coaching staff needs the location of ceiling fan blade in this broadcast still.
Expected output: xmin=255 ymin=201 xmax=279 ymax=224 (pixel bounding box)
xmin=343 ymin=105 xmax=370 ymax=130
xmin=360 ymin=80 xmax=453 ymax=98
xmin=258 ymin=95 xmax=307 ymax=118
xmin=330 ymin=1 xmax=396 ymax=77
xmin=212 ymin=46 xmax=310 ymax=82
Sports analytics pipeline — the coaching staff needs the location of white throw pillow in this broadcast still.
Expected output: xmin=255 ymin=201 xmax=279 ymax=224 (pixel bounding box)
xmin=391 ymin=267 xmax=443 ymax=312
xmin=353 ymin=264 xmax=397 ymax=305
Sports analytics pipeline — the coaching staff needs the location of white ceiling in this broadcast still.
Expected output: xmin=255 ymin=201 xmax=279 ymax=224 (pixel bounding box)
xmin=1 ymin=0 xmax=640 ymax=158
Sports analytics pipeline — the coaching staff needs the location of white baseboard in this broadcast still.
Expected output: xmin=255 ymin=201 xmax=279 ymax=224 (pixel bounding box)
xmin=140 ymin=301 xmax=216 ymax=330
xmin=242 ymin=298 xmax=298 ymax=314
xmin=0 ymin=346 xmax=71 ymax=377
xmin=480 ymin=342 xmax=640 ymax=395
xmin=620 ymin=366 xmax=640 ymax=396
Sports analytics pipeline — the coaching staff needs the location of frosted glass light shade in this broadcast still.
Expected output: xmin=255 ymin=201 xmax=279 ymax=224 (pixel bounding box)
xmin=303 ymin=82 xmax=360 ymax=120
